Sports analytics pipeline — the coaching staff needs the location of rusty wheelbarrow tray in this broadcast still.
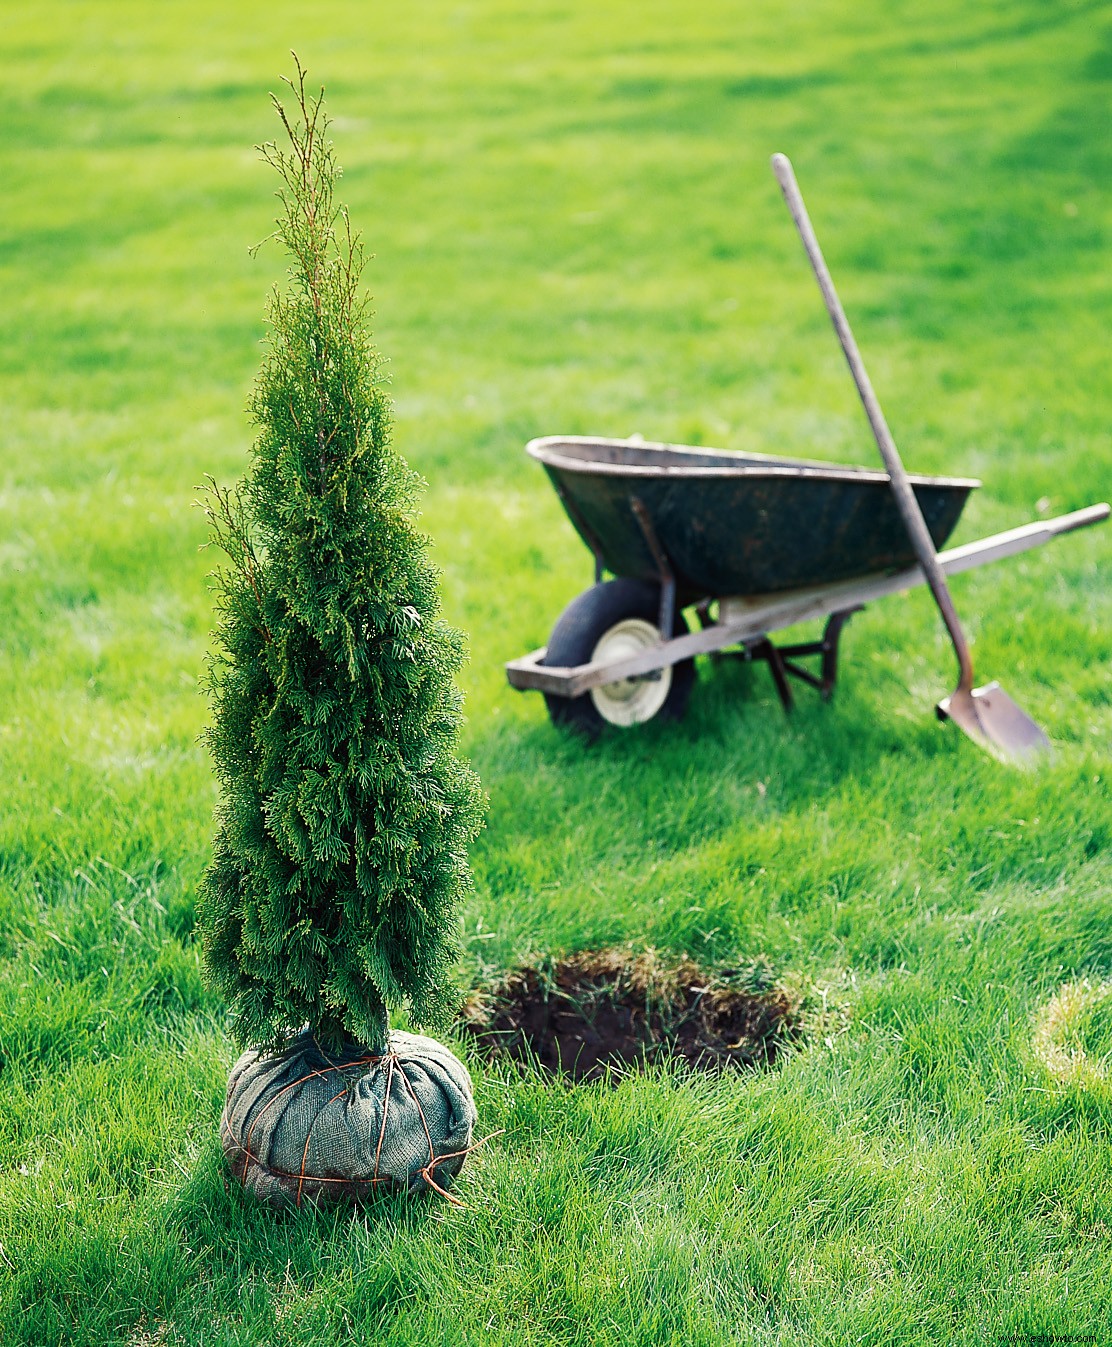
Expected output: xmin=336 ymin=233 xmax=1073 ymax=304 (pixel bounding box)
xmin=506 ymin=434 xmax=1109 ymax=737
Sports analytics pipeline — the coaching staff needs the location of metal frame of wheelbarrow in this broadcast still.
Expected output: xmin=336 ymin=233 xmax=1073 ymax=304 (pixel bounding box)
xmin=505 ymin=503 xmax=1109 ymax=713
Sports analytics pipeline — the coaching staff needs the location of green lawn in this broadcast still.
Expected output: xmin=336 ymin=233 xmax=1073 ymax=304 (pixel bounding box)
xmin=2 ymin=1 xmax=1112 ymax=1343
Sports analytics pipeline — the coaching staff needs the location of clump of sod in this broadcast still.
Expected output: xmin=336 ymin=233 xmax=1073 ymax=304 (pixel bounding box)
xmin=198 ymin=58 xmax=485 ymax=1208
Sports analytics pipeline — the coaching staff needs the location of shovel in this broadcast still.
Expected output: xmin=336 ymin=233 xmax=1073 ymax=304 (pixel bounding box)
xmin=771 ymin=152 xmax=1050 ymax=763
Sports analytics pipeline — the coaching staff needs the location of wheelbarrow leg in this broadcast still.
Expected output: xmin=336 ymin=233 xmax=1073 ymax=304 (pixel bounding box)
xmin=752 ymin=638 xmax=796 ymax=713
xmin=751 ymin=605 xmax=863 ymax=712
xmin=815 ymin=605 xmax=863 ymax=700
xmin=629 ymin=495 xmax=678 ymax=639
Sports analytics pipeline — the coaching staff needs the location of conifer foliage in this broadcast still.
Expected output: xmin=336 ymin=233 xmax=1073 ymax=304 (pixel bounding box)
xmin=198 ymin=60 xmax=484 ymax=1057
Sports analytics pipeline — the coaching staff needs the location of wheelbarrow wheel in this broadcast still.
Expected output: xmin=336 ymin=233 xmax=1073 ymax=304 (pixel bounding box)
xmin=542 ymin=578 xmax=695 ymax=737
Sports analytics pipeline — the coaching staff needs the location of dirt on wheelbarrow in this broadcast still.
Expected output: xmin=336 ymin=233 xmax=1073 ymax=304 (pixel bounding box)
xmin=459 ymin=948 xmax=798 ymax=1083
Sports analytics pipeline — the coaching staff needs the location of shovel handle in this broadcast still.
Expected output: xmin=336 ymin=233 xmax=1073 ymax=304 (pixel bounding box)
xmin=771 ymin=153 xmax=975 ymax=691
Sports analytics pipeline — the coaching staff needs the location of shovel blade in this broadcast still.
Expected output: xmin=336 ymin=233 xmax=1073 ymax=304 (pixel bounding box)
xmin=936 ymin=681 xmax=1050 ymax=764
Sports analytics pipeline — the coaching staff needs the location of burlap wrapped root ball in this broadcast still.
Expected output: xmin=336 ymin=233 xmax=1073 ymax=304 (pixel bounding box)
xmin=221 ymin=1029 xmax=477 ymax=1208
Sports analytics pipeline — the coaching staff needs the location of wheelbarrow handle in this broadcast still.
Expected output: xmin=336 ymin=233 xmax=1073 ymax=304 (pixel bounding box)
xmin=771 ymin=152 xmax=975 ymax=692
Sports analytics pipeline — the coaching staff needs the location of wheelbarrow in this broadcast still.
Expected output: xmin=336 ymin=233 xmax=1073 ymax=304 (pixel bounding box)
xmin=505 ymin=433 xmax=1108 ymax=737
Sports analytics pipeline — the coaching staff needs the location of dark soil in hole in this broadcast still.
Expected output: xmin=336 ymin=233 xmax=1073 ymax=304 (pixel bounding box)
xmin=460 ymin=949 xmax=797 ymax=1083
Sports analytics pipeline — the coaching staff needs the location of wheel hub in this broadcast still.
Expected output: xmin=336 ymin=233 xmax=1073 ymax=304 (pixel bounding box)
xmin=589 ymin=618 xmax=672 ymax=726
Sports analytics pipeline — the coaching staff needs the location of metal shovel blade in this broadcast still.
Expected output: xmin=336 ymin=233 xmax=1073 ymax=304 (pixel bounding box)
xmin=936 ymin=682 xmax=1050 ymax=764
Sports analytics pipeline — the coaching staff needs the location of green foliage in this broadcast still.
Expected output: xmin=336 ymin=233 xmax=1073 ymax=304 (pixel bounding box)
xmin=196 ymin=61 xmax=484 ymax=1054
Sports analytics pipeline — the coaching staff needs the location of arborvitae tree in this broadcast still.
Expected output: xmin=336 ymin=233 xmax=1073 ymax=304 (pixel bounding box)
xmin=198 ymin=60 xmax=485 ymax=1058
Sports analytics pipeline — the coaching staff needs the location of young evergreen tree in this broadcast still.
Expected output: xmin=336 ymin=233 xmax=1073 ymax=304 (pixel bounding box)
xmin=198 ymin=60 xmax=485 ymax=1060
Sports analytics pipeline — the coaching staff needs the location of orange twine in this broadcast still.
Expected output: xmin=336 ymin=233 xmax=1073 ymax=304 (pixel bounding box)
xmin=223 ymin=1046 xmax=500 ymax=1210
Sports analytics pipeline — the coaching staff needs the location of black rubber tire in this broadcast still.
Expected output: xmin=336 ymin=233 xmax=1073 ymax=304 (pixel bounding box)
xmin=542 ymin=578 xmax=696 ymax=738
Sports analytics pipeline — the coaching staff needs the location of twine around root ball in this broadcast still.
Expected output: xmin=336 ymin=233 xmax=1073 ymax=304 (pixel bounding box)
xmin=221 ymin=1031 xmax=493 ymax=1209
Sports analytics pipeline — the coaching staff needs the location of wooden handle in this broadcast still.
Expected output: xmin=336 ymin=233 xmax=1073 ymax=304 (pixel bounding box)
xmin=771 ymin=152 xmax=975 ymax=689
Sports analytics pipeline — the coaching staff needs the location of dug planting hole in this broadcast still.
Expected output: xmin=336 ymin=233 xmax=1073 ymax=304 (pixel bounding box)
xmin=461 ymin=949 xmax=797 ymax=1084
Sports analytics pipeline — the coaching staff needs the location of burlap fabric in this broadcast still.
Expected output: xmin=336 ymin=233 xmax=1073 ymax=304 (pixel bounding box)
xmin=221 ymin=1028 xmax=477 ymax=1208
